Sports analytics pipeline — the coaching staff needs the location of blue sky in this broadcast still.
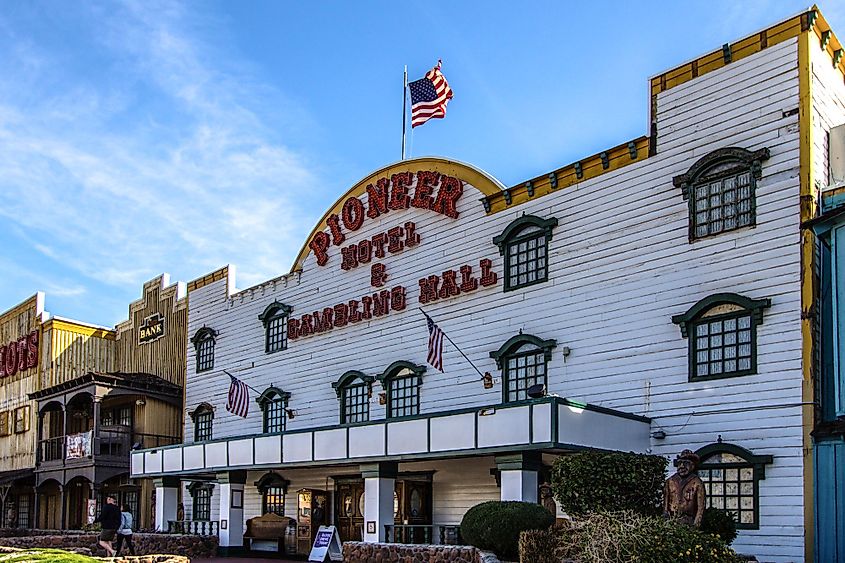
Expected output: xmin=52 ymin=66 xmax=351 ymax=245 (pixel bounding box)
xmin=0 ymin=1 xmax=842 ymax=327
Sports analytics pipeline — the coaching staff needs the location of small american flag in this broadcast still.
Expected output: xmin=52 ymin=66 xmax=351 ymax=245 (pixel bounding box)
xmin=226 ymin=373 xmax=250 ymax=418
xmin=409 ymin=60 xmax=453 ymax=128
xmin=423 ymin=311 xmax=445 ymax=372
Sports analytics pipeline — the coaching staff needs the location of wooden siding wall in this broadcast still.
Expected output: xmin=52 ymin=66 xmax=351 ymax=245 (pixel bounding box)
xmin=136 ymin=398 xmax=181 ymax=442
xmin=39 ymin=320 xmax=115 ymax=389
xmin=811 ymin=34 xmax=845 ymax=190
xmin=116 ymin=274 xmax=187 ymax=386
xmin=183 ymin=40 xmax=805 ymax=562
xmin=0 ymin=295 xmax=42 ymax=472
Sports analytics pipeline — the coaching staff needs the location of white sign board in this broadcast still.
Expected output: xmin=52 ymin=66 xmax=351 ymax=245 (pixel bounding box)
xmin=87 ymin=499 xmax=97 ymax=524
xmin=308 ymin=525 xmax=342 ymax=562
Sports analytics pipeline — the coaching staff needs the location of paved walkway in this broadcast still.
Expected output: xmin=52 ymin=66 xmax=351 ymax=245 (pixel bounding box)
xmin=200 ymin=558 xmax=303 ymax=562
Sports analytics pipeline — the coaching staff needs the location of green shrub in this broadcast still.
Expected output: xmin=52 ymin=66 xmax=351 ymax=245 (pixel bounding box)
xmin=460 ymin=500 xmax=555 ymax=560
xmin=700 ymin=507 xmax=738 ymax=546
xmin=550 ymin=451 xmax=667 ymax=516
xmin=547 ymin=511 xmax=743 ymax=563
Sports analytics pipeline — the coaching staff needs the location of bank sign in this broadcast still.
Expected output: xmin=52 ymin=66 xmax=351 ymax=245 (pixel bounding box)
xmin=290 ymin=168 xmax=498 ymax=341
xmin=138 ymin=313 xmax=165 ymax=344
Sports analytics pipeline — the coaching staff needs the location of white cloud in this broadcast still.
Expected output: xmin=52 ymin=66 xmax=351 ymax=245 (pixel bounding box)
xmin=0 ymin=1 xmax=324 ymax=314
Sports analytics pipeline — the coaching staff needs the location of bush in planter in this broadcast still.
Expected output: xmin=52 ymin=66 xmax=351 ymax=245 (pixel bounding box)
xmin=526 ymin=511 xmax=743 ymax=563
xmin=460 ymin=500 xmax=554 ymax=560
xmin=550 ymin=451 xmax=667 ymax=516
xmin=700 ymin=507 xmax=738 ymax=545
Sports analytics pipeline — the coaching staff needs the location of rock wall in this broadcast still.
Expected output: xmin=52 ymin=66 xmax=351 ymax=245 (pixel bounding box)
xmin=0 ymin=531 xmax=217 ymax=559
xmin=343 ymin=542 xmax=494 ymax=563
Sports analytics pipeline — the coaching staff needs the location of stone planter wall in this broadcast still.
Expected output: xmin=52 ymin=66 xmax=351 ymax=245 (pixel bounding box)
xmin=0 ymin=531 xmax=217 ymax=559
xmin=343 ymin=541 xmax=495 ymax=563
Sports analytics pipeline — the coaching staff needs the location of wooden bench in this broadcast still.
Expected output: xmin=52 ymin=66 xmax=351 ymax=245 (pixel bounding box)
xmin=244 ymin=513 xmax=295 ymax=553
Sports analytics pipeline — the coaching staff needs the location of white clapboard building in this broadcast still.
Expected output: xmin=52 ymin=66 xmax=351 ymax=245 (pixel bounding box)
xmin=131 ymin=8 xmax=845 ymax=562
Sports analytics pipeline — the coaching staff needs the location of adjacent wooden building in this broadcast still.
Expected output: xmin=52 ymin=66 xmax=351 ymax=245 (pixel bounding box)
xmin=0 ymin=274 xmax=189 ymax=531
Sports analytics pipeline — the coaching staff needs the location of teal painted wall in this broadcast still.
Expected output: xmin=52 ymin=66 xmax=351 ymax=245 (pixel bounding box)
xmin=815 ymin=438 xmax=845 ymax=562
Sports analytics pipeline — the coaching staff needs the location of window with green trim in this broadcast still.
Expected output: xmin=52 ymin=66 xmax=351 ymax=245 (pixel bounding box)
xmin=259 ymin=301 xmax=293 ymax=354
xmin=673 ymin=147 xmax=769 ymax=241
xmin=333 ymin=371 xmax=373 ymax=424
xmin=378 ymin=361 xmax=426 ymax=418
xmin=493 ymin=215 xmax=558 ymax=291
xmin=490 ymin=334 xmax=556 ymax=403
xmin=191 ymin=327 xmax=217 ymax=373
xmin=672 ymin=293 xmax=770 ymax=382
xmin=257 ymin=387 xmax=291 ymax=433
xmin=695 ymin=442 xmax=772 ymax=530
xmin=190 ymin=403 xmax=214 ymax=442
xmin=189 ymin=482 xmax=213 ymax=521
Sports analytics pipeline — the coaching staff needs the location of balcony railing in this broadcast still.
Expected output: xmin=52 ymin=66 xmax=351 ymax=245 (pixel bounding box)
xmin=38 ymin=428 xmax=180 ymax=465
xmin=167 ymin=520 xmax=219 ymax=536
xmin=40 ymin=436 xmax=65 ymax=462
xmin=384 ymin=524 xmax=462 ymax=545
xmin=134 ymin=432 xmax=182 ymax=449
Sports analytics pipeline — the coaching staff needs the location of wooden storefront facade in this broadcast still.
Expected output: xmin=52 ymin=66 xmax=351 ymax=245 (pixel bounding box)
xmin=0 ymin=274 xmax=189 ymax=532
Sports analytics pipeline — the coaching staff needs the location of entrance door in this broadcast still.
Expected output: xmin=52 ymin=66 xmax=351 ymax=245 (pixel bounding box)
xmin=394 ymin=480 xmax=433 ymax=543
xmin=66 ymin=482 xmax=88 ymax=529
xmin=335 ymin=481 xmax=365 ymax=542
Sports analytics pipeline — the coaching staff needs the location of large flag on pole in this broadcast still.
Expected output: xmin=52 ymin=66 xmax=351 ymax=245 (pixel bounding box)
xmin=422 ymin=310 xmax=445 ymax=372
xmin=409 ymin=60 xmax=453 ymax=128
xmin=226 ymin=373 xmax=250 ymax=418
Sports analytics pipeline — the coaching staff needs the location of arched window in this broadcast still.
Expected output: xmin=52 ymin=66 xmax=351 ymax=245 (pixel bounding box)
xmin=672 ymin=293 xmax=771 ymax=381
xmin=258 ymin=301 xmax=293 ymax=354
xmin=332 ymin=371 xmax=374 ymax=424
xmin=493 ymin=214 xmax=558 ymax=291
xmin=672 ymin=146 xmax=770 ymax=241
xmin=188 ymin=482 xmax=214 ymax=521
xmin=191 ymin=327 xmax=217 ymax=373
xmin=256 ymin=472 xmax=289 ymax=516
xmin=257 ymin=387 xmax=291 ymax=433
xmin=189 ymin=403 xmax=214 ymax=442
xmin=490 ymin=334 xmax=557 ymax=403
xmin=695 ymin=441 xmax=773 ymax=530
xmin=377 ymin=361 xmax=426 ymax=418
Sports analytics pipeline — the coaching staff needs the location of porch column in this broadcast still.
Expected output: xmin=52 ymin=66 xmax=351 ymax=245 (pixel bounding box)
xmin=58 ymin=484 xmax=66 ymax=530
xmin=153 ymin=477 xmax=180 ymax=532
xmin=36 ymin=410 xmax=44 ymax=464
xmin=92 ymin=398 xmax=101 ymax=455
xmin=33 ymin=488 xmax=40 ymax=529
xmin=217 ymin=471 xmax=246 ymax=555
xmin=362 ymin=461 xmax=397 ymax=543
xmin=496 ymin=452 xmax=542 ymax=503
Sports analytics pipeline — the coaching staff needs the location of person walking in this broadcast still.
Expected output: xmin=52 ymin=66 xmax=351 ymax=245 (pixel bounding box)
xmin=115 ymin=504 xmax=136 ymax=556
xmin=93 ymin=495 xmax=121 ymax=557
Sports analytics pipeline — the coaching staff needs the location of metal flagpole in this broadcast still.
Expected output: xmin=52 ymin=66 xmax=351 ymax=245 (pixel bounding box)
xmin=418 ymin=308 xmax=491 ymax=382
xmin=223 ymin=369 xmax=262 ymax=395
xmin=402 ymin=65 xmax=408 ymax=160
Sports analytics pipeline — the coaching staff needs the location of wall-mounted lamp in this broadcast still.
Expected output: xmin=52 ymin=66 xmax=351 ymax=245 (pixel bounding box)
xmin=651 ymin=430 xmax=667 ymax=440
xmin=479 ymin=407 xmax=496 ymax=417
xmin=561 ymin=347 xmax=571 ymax=358
xmin=135 ymin=399 xmax=146 ymax=407
xmin=527 ymin=384 xmax=547 ymax=399
xmin=378 ymin=392 xmax=387 ymax=405
xmin=482 ymin=372 xmax=494 ymax=390
xmin=285 ymin=408 xmax=297 ymax=420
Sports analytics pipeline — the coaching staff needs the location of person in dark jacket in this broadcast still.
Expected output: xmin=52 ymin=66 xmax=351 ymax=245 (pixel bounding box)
xmin=93 ymin=495 xmax=121 ymax=556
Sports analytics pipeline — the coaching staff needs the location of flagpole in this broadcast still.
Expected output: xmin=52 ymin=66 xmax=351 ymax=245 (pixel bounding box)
xmin=223 ymin=369 xmax=262 ymax=395
xmin=418 ymin=308 xmax=489 ymax=380
xmin=402 ymin=65 xmax=408 ymax=160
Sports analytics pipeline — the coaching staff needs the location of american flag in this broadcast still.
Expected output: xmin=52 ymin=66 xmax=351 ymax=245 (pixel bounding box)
xmin=409 ymin=61 xmax=453 ymax=128
xmin=226 ymin=373 xmax=250 ymax=418
xmin=423 ymin=311 xmax=445 ymax=372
